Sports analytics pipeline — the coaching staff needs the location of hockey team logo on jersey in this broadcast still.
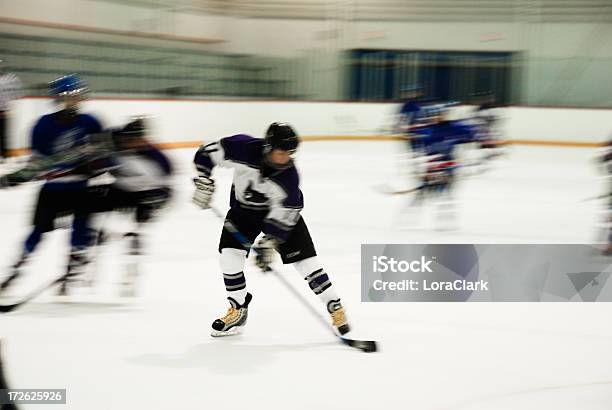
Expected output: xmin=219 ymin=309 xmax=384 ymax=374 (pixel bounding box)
xmin=243 ymin=182 xmax=267 ymax=204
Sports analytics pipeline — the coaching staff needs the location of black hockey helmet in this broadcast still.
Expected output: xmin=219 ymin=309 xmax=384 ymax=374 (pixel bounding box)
xmin=121 ymin=117 xmax=146 ymax=137
xmin=264 ymin=122 xmax=299 ymax=154
xmin=112 ymin=116 xmax=148 ymax=149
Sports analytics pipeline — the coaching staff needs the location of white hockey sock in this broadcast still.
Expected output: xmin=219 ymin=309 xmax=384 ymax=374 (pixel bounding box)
xmin=293 ymin=256 xmax=340 ymax=309
xmin=220 ymin=248 xmax=248 ymax=305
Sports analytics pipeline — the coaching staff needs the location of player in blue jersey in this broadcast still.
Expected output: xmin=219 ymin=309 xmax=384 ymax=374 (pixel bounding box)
xmin=0 ymin=74 xmax=104 ymax=296
xmin=192 ymin=123 xmax=350 ymax=337
xmin=396 ymin=85 xmax=444 ymax=156
xmin=396 ymin=85 xmax=427 ymax=154
xmin=397 ymin=86 xmax=423 ymax=131
xmin=415 ymin=104 xmax=475 ymax=189
xmin=404 ymin=103 xmax=476 ymax=230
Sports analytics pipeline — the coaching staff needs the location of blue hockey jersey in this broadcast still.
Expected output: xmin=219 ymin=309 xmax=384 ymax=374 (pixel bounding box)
xmin=30 ymin=111 xmax=103 ymax=186
xmin=419 ymin=121 xmax=475 ymax=161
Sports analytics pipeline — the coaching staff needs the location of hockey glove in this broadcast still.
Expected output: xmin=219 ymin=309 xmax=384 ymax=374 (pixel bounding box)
xmin=192 ymin=175 xmax=215 ymax=209
xmin=253 ymin=235 xmax=277 ymax=272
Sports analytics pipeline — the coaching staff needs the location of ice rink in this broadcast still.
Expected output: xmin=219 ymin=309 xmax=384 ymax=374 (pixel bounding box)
xmin=0 ymin=141 xmax=611 ymax=409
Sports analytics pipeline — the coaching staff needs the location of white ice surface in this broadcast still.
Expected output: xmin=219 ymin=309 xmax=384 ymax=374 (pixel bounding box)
xmin=0 ymin=142 xmax=610 ymax=410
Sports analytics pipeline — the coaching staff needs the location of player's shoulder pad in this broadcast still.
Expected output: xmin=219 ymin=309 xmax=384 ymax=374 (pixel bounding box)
xmin=31 ymin=114 xmax=56 ymax=147
xmin=220 ymin=134 xmax=262 ymax=168
xmin=77 ymin=113 xmax=103 ymax=132
xmin=35 ymin=113 xmax=55 ymax=127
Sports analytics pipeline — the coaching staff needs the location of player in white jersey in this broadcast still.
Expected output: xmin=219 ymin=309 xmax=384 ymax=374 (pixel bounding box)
xmin=0 ymin=58 xmax=22 ymax=162
xmin=80 ymin=118 xmax=172 ymax=295
xmin=193 ymin=123 xmax=350 ymax=337
xmin=470 ymin=92 xmax=505 ymax=165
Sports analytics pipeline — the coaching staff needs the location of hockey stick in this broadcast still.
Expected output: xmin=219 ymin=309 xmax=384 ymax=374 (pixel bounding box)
xmin=373 ymin=184 xmax=422 ymax=196
xmin=210 ymin=206 xmax=377 ymax=353
xmin=582 ymin=192 xmax=612 ymax=202
xmin=0 ymin=190 xmax=113 ymax=312
xmin=0 ymin=276 xmax=65 ymax=313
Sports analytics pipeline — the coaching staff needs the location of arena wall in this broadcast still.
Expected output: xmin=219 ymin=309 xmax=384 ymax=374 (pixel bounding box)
xmin=7 ymin=97 xmax=612 ymax=153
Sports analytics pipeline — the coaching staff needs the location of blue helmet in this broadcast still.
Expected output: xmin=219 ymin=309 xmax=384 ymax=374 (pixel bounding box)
xmin=49 ymin=74 xmax=87 ymax=97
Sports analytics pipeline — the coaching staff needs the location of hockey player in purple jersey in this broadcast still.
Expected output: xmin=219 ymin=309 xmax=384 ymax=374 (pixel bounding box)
xmin=81 ymin=117 xmax=173 ymax=295
xmin=0 ymin=74 xmax=105 ymax=296
xmin=193 ymin=123 xmax=350 ymax=337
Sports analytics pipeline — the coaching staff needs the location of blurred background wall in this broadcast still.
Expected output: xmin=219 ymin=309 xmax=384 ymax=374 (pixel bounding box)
xmin=8 ymin=99 xmax=612 ymax=151
xmin=1 ymin=0 xmax=611 ymax=107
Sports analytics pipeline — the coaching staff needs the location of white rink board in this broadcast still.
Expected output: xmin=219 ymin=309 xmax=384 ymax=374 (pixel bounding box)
xmin=8 ymin=98 xmax=395 ymax=149
xmin=7 ymin=98 xmax=612 ymax=149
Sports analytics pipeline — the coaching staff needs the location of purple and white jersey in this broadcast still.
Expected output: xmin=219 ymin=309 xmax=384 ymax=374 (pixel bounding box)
xmin=112 ymin=145 xmax=173 ymax=192
xmin=194 ymin=134 xmax=303 ymax=242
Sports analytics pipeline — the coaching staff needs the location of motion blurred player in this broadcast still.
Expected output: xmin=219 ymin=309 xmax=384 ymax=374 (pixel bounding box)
xmin=81 ymin=117 xmax=173 ymax=296
xmin=0 ymin=74 xmax=103 ymax=296
xmin=404 ymin=103 xmax=476 ymax=230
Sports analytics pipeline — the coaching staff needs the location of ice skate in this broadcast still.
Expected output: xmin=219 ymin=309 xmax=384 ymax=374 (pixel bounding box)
xmin=57 ymin=249 xmax=91 ymax=297
xmin=327 ymin=299 xmax=350 ymax=335
xmin=211 ymin=293 xmax=252 ymax=337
